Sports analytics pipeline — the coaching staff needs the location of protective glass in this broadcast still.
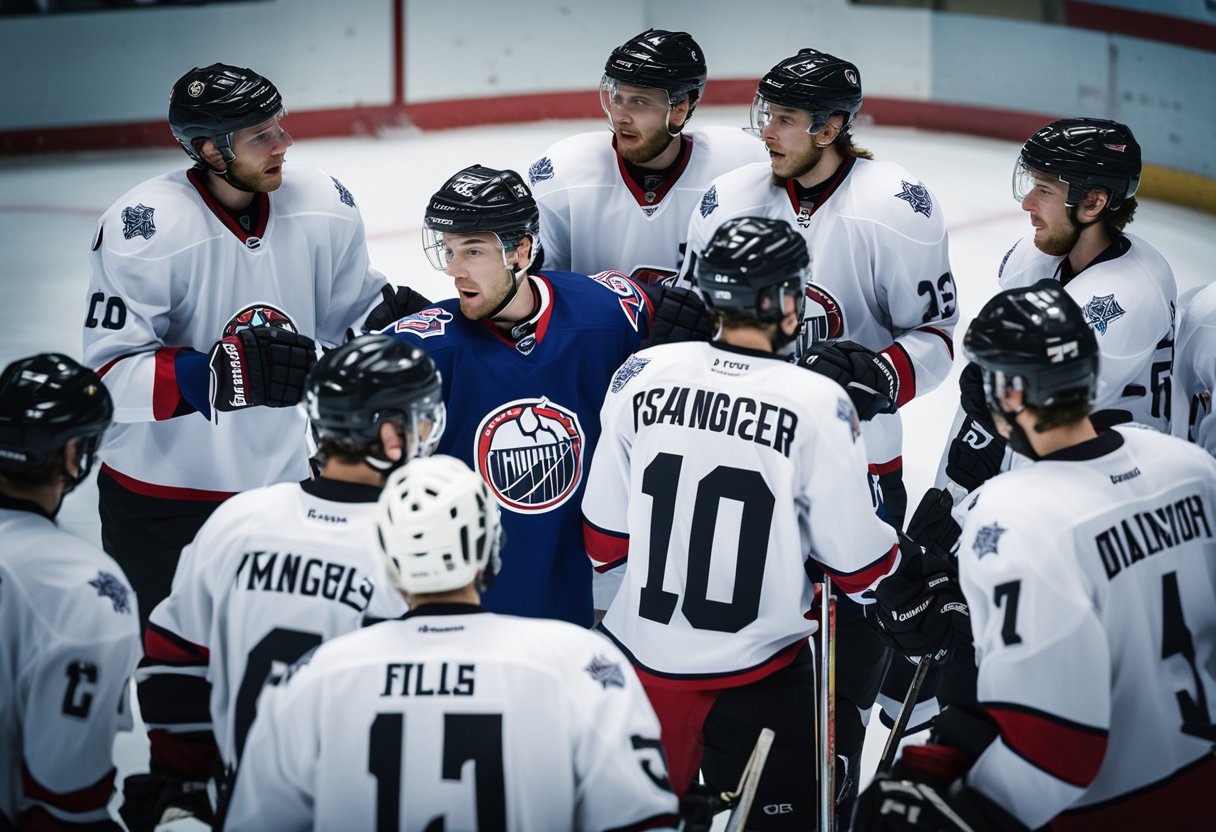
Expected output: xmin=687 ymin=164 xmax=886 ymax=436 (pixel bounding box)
xmin=1012 ymin=159 xmax=1068 ymax=205
xmin=599 ymin=75 xmax=674 ymax=126
xmin=405 ymin=390 xmax=447 ymax=460
xmin=422 ymin=228 xmax=510 ymax=271
xmin=981 ymin=368 xmax=1024 ymax=415
xmin=748 ymin=94 xmax=829 ymax=138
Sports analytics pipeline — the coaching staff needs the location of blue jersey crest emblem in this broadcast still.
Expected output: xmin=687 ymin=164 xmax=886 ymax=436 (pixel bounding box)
xmin=611 ymin=355 xmax=651 ymax=393
xmin=88 ymin=570 xmax=131 ymax=614
xmin=836 ymin=397 xmax=860 ymax=443
xmin=529 ymin=157 xmax=554 ymax=185
xmin=588 ymin=271 xmax=648 ymax=332
xmin=121 ymin=204 xmax=156 ymax=240
xmin=699 ymin=185 xmax=718 ymax=218
xmin=331 ymin=177 xmax=356 ymax=207
xmin=895 ymin=181 xmax=933 ymax=217
xmin=393 ymin=307 xmax=455 ymax=339
xmin=1083 ymin=294 xmax=1126 ymax=335
xmin=584 ymin=654 xmax=626 ymax=690
xmin=973 ymin=522 xmax=1007 ymax=559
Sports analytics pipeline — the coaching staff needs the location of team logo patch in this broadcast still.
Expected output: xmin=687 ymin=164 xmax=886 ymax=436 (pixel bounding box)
xmin=585 ymin=655 xmax=626 ymax=690
xmin=699 ymin=185 xmax=718 ymax=217
xmin=894 ymin=181 xmax=933 ymax=217
xmin=121 ymin=204 xmax=156 ymax=240
xmin=187 ymin=80 xmax=205 ymax=97
xmin=837 ymin=397 xmax=860 ymax=443
xmin=475 ymin=397 xmax=584 ymax=514
xmin=973 ymin=522 xmax=1007 ymax=559
xmin=588 ymin=271 xmax=648 ymax=332
xmin=799 ymin=282 xmax=845 ymax=352
xmin=528 ymin=156 xmax=554 ymax=185
xmin=88 ymin=571 xmax=131 ymax=614
xmin=222 ymin=303 xmax=297 ymax=337
xmin=1083 ymin=293 xmax=1126 ymax=335
xmin=331 ymin=176 xmax=355 ymax=207
xmin=392 ymin=307 xmax=454 ymax=339
xmin=611 ymin=355 xmax=651 ymax=392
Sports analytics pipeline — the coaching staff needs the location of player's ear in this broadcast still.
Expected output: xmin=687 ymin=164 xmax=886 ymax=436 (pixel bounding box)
xmin=62 ymin=438 xmax=82 ymax=481
xmin=1078 ymin=188 xmax=1109 ymax=224
xmin=379 ymin=421 xmax=405 ymax=463
xmin=512 ymin=236 xmax=534 ymax=271
xmin=670 ymin=97 xmax=691 ymax=131
xmin=195 ymin=138 xmax=226 ymax=170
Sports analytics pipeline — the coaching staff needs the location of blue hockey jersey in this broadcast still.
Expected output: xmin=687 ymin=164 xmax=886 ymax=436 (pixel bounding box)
xmin=386 ymin=271 xmax=652 ymax=626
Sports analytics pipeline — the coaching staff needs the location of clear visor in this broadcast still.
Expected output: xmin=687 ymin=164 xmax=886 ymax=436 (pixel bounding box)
xmin=403 ymin=391 xmax=447 ymax=461
xmin=748 ymin=94 xmax=830 ymax=138
xmin=599 ymin=76 xmax=675 ymax=127
xmin=981 ymin=368 xmax=1024 ymax=414
xmin=422 ymin=228 xmax=513 ymax=271
xmin=1011 ymin=159 xmax=1067 ymax=204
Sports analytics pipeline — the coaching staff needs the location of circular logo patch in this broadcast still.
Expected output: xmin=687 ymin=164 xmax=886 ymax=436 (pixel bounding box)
xmin=474 ymin=397 xmax=584 ymax=514
xmin=188 ymin=80 xmax=205 ymax=98
xmin=222 ymin=303 xmax=296 ymax=337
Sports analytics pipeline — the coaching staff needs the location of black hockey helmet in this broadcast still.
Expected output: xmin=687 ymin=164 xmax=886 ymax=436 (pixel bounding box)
xmin=604 ymin=29 xmax=707 ymax=110
xmin=0 ymin=353 xmax=113 ymax=489
xmin=695 ymin=216 xmax=810 ymax=323
xmin=752 ymin=48 xmax=863 ymax=135
xmin=169 ymin=63 xmax=284 ymax=164
xmin=963 ymin=280 xmax=1099 ymax=411
xmin=422 ymin=165 xmax=541 ymax=269
xmin=1014 ymin=118 xmax=1141 ymax=210
xmin=304 ymin=334 xmax=445 ymax=467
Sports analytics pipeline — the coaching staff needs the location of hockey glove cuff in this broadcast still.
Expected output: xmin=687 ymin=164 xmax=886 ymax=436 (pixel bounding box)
xmin=119 ymin=773 xmax=214 ymax=832
xmin=800 ymin=340 xmax=899 ymax=420
xmin=906 ymin=487 xmax=962 ymax=559
xmin=870 ymin=542 xmax=969 ymax=662
xmin=208 ymin=326 xmax=316 ymax=412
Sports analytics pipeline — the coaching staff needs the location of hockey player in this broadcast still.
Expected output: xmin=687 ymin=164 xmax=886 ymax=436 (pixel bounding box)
xmin=226 ymin=454 xmax=679 ymax=831
xmin=83 ymin=63 xmax=429 ymax=631
xmin=120 ymin=335 xmax=441 ymax=831
xmin=386 ymin=164 xmax=710 ymax=627
xmin=583 ymin=217 xmax=967 ymax=830
xmin=1176 ymin=282 xmax=1216 ymax=457
xmin=0 ymin=354 xmax=140 ymax=830
xmin=855 ymin=283 xmax=1216 ymax=832
xmin=528 ymin=28 xmax=766 ymax=281
xmin=938 ymin=118 xmax=1177 ymax=505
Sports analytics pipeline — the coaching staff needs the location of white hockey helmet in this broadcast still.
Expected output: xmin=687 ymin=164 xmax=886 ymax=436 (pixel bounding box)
xmin=373 ymin=455 xmax=503 ymax=595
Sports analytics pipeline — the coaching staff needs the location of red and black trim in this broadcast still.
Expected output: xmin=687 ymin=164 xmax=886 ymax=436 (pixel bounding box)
xmin=880 ymin=342 xmax=916 ymax=408
xmin=604 ymin=631 xmax=805 ymax=691
xmin=614 ymin=134 xmax=693 ymax=208
xmin=144 ymin=622 xmax=209 ymax=665
xmin=784 ymin=155 xmax=856 ymax=221
xmin=482 ymin=274 xmax=555 ymax=348
xmin=820 ymin=543 xmax=899 ymax=596
xmin=20 ymin=765 xmax=114 ymax=817
xmin=152 ymin=347 xmax=200 ymax=421
xmin=918 ymin=325 xmax=955 ymax=360
xmin=983 ymin=701 xmax=1108 ymax=788
xmin=186 ymin=168 xmax=270 ymax=245
xmin=584 ymin=516 xmax=629 ymax=572
xmin=100 ymin=464 xmax=234 ymax=503
xmin=1049 ymin=753 xmax=1216 ymax=832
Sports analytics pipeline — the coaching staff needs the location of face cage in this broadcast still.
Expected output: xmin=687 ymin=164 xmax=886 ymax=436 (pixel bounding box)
xmin=212 ymin=106 xmax=288 ymax=163
xmin=599 ymin=75 xmax=684 ymax=135
xmin=981 ymin=367 xmax=1026 ymax=415
xmin=747 ymin=94 xmax=831 ymax=138
xmin=422 ymin=228 xmax=518 ymax=271
xmin=64 ymin=432 xmax=103 ymax=494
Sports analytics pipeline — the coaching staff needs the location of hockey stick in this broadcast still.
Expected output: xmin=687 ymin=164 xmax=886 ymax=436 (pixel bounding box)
xmin=877 ymin=653 xmax=933 ymax=774
xmin=818 ymin=577 xmax=837 ymax=832
xmin=723 ymin=727 xmax=776 ymax=832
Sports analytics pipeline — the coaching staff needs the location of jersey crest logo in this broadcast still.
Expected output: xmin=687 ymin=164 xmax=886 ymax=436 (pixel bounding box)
xmin=837 ymin=398 xmax=860 ymax=443
xmin=611 ymin=355 xmax=651 ymax=393
xmin=88 ymin=570 xmax=131 ymax=614
xmin=222 ymin=303 xmax=297 ymax=337
xmin=973 ymin=522 xmax=1007 ymax=559
xmin=588 ymin=271 xmax=648 ymax=332
xmin=475 ymin=397 xmax=585 ymax=514
xmin=895 ymin=181 xmax=933 ymax=217
xmin=331 ymin=176 xmax=356 ymax=207
xmin=528 ymin=156 xmax=554 ymax=185
xmin=584 ymin=655 xmax=626 ymax=690
xmin=393 ymin=307 xmax=454 ymax=339
xmin=799 ymin=282 xmax=845 ymax=352
xmin=121 ymin=204 xmax=156 ymax=240
xmin=1082 ymin=293 xmax=1126 ymax=335
xmin=699 ymin=185 xmax=718 ymax=218
xmin=642 ymin=206 xmax=659 ymax=217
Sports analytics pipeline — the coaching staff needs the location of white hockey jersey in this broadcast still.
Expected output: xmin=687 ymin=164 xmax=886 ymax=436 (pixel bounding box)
xmin=958 ymin=427 xmax=1216 ymax=829
xmin=140 ymin=478 xmax=407 ymax=774
xmin=225 ymin=606 xmax=679 ymax=831
xmin=0 ymin=498 xmax=140 ymax=827
xmin=1174 ymin=282 xmax=1216 ymax=457
xmin=83 ymin=165 xmax=386 ymax=496
xmin=529 ymin=126 xmax=767 ymax=279
xmin=997 ymin=231 xmax=1177 ymax=431
xmin=675 ymin=158 xmax=957 ymax=469
xmin=582 ymin=342 xmax=900 ymax=685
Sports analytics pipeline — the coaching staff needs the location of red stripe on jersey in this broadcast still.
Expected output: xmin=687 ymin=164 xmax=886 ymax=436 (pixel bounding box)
xmin=187 ymin=168 xmax=270 ymax=243
xmin=821 ymin=544 xmax=899 ymax=596
xmin=918 ymin=325 xmax=955 ymax=360
xmin=584 ymin=517 xmax=629 ymax=567
xmin=152 ymin=347 xmax=186 ymax=422
xmin=95 ymin=351 xmax=138 ymax=379
xmin=880 ymin=342 xmax=916 ymax=408
xmin=625 ymin=639 xmax=804 ymax=691
xmin=868 ymin=456 xmax=903 ymax=476
xmin=148 ymin=729 xmax=220 ymax=781
xmin=145 ymin=622 xmax=209 ymax=665
xmin=1048 ymin=753 xmax=1216 ymax=831
xmin=21 ymin=765 xmax=114 ymax=814
xmin=100 ymin=463 xmax=235 ymax=502
xmin=984 ymin=702 xmax=1108 ymax=788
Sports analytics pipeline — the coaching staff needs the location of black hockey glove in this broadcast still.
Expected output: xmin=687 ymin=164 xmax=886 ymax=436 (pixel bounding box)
xmin=944 ymin=416 xmax=1006 ymax=496
xmin=906 ymin=487 xmax=961 ymax=560
xmin=641 ymin=284 xmax=714 ymax=347
xmin=870 ymin=542 xmax=969 ymax=663
xmin=800 ymin=340 xmax=899 ymax=420
xmin=853 ymin=775 xmax=1029 ymax=832
xmin=208 ymin=325 xmax=316 ymax=412
xmin=360 ymin=283 xmax=432 ymax=334
xmin=119 ymin=773 xmax=214 ymax=832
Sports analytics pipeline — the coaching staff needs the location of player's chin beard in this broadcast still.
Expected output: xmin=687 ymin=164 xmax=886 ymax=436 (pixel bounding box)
xmin=617 ymin=126 xmax=676 ymax=166
xmin=770 ymin=141 xmax=822 ymax=185
xmin=1034 ymin=219 xmax=1082 ymax=257
xmin=226 ymin=161 xmax=280 ymax=194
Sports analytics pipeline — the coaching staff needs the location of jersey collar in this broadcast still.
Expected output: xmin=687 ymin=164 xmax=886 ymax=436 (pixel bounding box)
xmin=402 ymin=602 xmax=490 ymax=619
xmin=614 ymin=134 xmax=694 ymax=208
xmin=0 ymin=491 xmax=54 ymax=521
xmin=709 ymin=340 xmax=789 ymax=363
xmin=187 ymin=168 xmax=271 ymax=246
xmin=1040 ymin=428 xmax=1125 ymax=462
xmin=1056 ymin=233 xmax=1131 ymax=286
xmin=300 ymin=477 xmax=383 ymax=504
xmin=482 ymin=274 xmax=555 ymax=351
xmin=783 ymin=154 xmax=856 ymax=223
